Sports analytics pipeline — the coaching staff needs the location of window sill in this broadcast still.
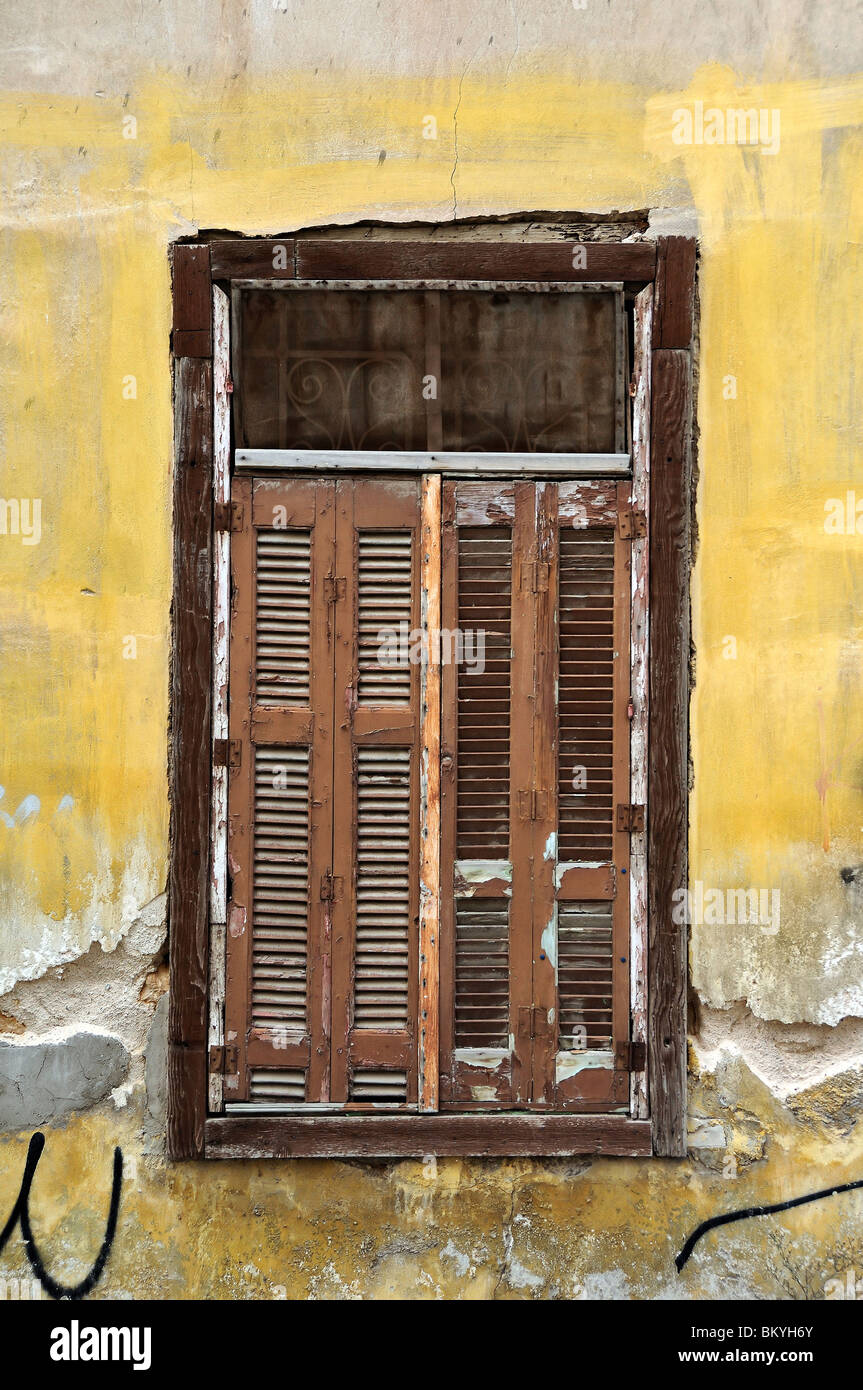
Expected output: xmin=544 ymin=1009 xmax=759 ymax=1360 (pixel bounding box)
xmin=203 ymin=1113 xmax=652 ymax=1159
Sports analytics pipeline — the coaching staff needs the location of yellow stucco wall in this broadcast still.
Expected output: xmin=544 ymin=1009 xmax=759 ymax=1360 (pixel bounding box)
xmin=1 ymin=14 xmax=862 ymax=1297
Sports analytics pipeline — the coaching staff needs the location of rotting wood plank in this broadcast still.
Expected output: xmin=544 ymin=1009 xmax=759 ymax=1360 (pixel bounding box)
xmin=172 ymin=245 xmax=213 ymax=357
xmin=509 ymin=482 xmax=536 ymax=1106
xmin=654 ymin=237 xmax=696 ymax=350
xmin=629 ymin=284 xmax=652 ymax=1121
xmin=205 ymin=1113 xmax=652 ymax=1158
xmin=210 ymin=238 xmax=296 ymax=281
xmin=294 ymin=240 xmax=656 ymax=283
xmin=531 ymin=482 xmax=558 ymax=1105
xmin=167 ymin=350 xmax=213 ymax=1160
xmin=648 ymin=348 xmax=691 ymax=1158
xmin=419 ymin=475 xmax=442 ymax=1110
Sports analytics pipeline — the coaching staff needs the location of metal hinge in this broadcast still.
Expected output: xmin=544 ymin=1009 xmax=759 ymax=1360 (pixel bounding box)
xmin=324 ymin=575 xmax=347 ymax=603
xmin=618 ymin=509 xmax=647 ymax=539
xmin=214 ymin=738 xmax=242 ymax=769
xmin=214 ymin=499 xmax=244 ymax=532
xmin=615 ymin=1040 xmax=646 ymax=1072
xmin=209 ymin=1044 xmax=238 ymax=1075
xmin=519 ymin=559 xmax=550 ymax=592
xmin=518 ymin=789 xmax=550 ymax=821
xmin=320 ymin=871 xmax=343 ymax=901
xmin=616 ymin=803 xmax=645 ymax=833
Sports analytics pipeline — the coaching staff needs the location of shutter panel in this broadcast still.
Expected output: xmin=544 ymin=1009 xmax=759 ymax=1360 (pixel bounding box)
xmin=225 ymin=476 xmax=334 ymax=1103
xmin=440 ymin=482 xmax=533 ymax=1107
xmin=543 ymin=480 xmax=633 ymax=1109
xmin=441 ymin=479 xmax=634 ymax=1112
xmin=331 ymin=477 xmax=421 ymax=1106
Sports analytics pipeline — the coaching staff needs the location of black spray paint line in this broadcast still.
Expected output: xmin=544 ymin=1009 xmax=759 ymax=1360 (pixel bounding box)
xmin=677 ymin=1177 xmax=863 ymax=1272
xmin=0 ymin=1131 xmax=123 ymax=1300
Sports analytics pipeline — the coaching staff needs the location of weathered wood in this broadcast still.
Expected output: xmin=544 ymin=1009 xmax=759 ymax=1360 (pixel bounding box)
xmin=210 ymin=287 xmax=230 ymax=933
xmin=419 ymin=475 xmax=441 ymax=1110
xmin=210 ymin=238 xmax=296 ymax=281
xmin=167 ymin=351 xmax=213 ymax=1160
xmin=295 ymin=240 xmax=656 ymax=283
xmin=172 ymin=245 xmax=212 ymax=357
xmin=509 ymin=483 xmax=535 ymax=1106
xmin=224 ymin=476 xmax=255 ymax=1104
xmin=648 ymin=348 xmax=691 ymax=1157
xmin=629 ymin=285 xmax=653 ymax=1120
xmin=205 ymin=1112 xmax=652 ymax=1158
xmin=654 ymin=237 xmax=696 ymax=350
xmin=207 ymin=921 xmax=226 ymax=1114
xmin=531 ymin=482 xmax=558 ymax=1105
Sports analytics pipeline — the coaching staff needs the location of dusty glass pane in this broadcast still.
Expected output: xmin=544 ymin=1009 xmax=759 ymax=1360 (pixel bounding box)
xmin=439 ymin=290 xmax=618 ymax=453
xmin=235 ymin=288 xmax=428 ymax=450
xmin=234 ymin=287 xmax=620 ymax=452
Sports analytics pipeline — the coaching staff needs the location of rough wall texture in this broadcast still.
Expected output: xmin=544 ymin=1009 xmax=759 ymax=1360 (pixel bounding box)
xmin=1 ymin=0 xmax=862 ymax=1298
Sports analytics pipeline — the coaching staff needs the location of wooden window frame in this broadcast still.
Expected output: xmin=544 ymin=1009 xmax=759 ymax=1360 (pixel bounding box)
xmin=168 ymin=235 xmax=695 ymax=1160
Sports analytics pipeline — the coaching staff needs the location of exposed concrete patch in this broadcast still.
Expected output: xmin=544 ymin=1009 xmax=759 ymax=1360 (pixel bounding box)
xmin=0 ymin=893 xmax=167 ymax=1053
xmin=0 ymin=1027 xmax=129 ymax=1130
xmin=143 ymin=993 xmax=168 ymax=1145
xmin=785 ymin=1063 xmax=863 ymax=1137
xmin=0 ymin=844 xmax=164 ymax=995
xmin=694 ymin=1001 xmax=863 ymax=1099
xmin=691 ymin=842 xmax=863 ymax=1025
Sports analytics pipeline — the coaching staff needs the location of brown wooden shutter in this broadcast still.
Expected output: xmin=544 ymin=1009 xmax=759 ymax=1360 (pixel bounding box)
xmin=225 ymin=476 xmax=335 ymax=1103
xmin=225 ymin=474 xmax=420 ymax=1109
xmin=441 ymin=479 xmax=636 ymax=1111
xmin=539 ymin=480 xmax=633 ymax=1111
xmin=332 ymin=478 xmax=421 ymax=1107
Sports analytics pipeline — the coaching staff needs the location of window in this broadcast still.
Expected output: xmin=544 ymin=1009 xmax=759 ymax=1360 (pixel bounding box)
xmin=168 ymin=234 xmax=695 ymax=1159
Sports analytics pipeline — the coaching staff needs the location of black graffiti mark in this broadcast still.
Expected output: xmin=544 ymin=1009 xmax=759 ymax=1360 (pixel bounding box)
xmin=677 ymin=1176 xmax=863 ymax=1272
xmin=0 ymin=1131 xmax=123 ymax=1300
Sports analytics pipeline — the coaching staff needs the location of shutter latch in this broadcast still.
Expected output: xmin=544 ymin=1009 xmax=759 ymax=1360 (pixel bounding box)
xmin=616 ymin=803 xmax=645 ymax=833
xmin=320 ymin=872 xmax=343 ymax=901
xmin=618 ymin=509 xmax=647 ymax=539
xmin=615 ymin=1040 xmax=646 ymax=1072
xmin=209 ymin=1044 xmax=238 ymax=1075
xmin=214 ymin=499 xmax=244 ymax=532
xmin=324 ymin=576 xmax=346 ymax=603
xmin=214 ymin=738 xmax=242 ymax=769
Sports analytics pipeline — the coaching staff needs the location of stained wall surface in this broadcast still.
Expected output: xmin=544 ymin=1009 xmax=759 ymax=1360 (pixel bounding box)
xmin=0 ymin=0 xmax=862 ymax=1299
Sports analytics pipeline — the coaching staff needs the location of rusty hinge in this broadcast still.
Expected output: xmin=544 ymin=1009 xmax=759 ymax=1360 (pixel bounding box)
xmin=320 ymin=871 xmax=344 ymax=901
xmin=214 ymin=738 xmax=242 ymax=769
xmin=518 ymin=789 xmax=550 ymax=821
xmin=324 ymin=575 xmax=347 ymax=603
xmin=618 ymin=509 xmax=647 ymax=540
xmin=615 ymin=1040 xmax=646 ymax=1072
xmin=214 ymin=499 xmax=244 ymax=532
xmin=519 ymin=559 xmax=549 ymax=592
xmin=616 ymin=802 xmax=645 ymax=833
xmin=209 ymin=1044 xmax=238 ymax=1075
